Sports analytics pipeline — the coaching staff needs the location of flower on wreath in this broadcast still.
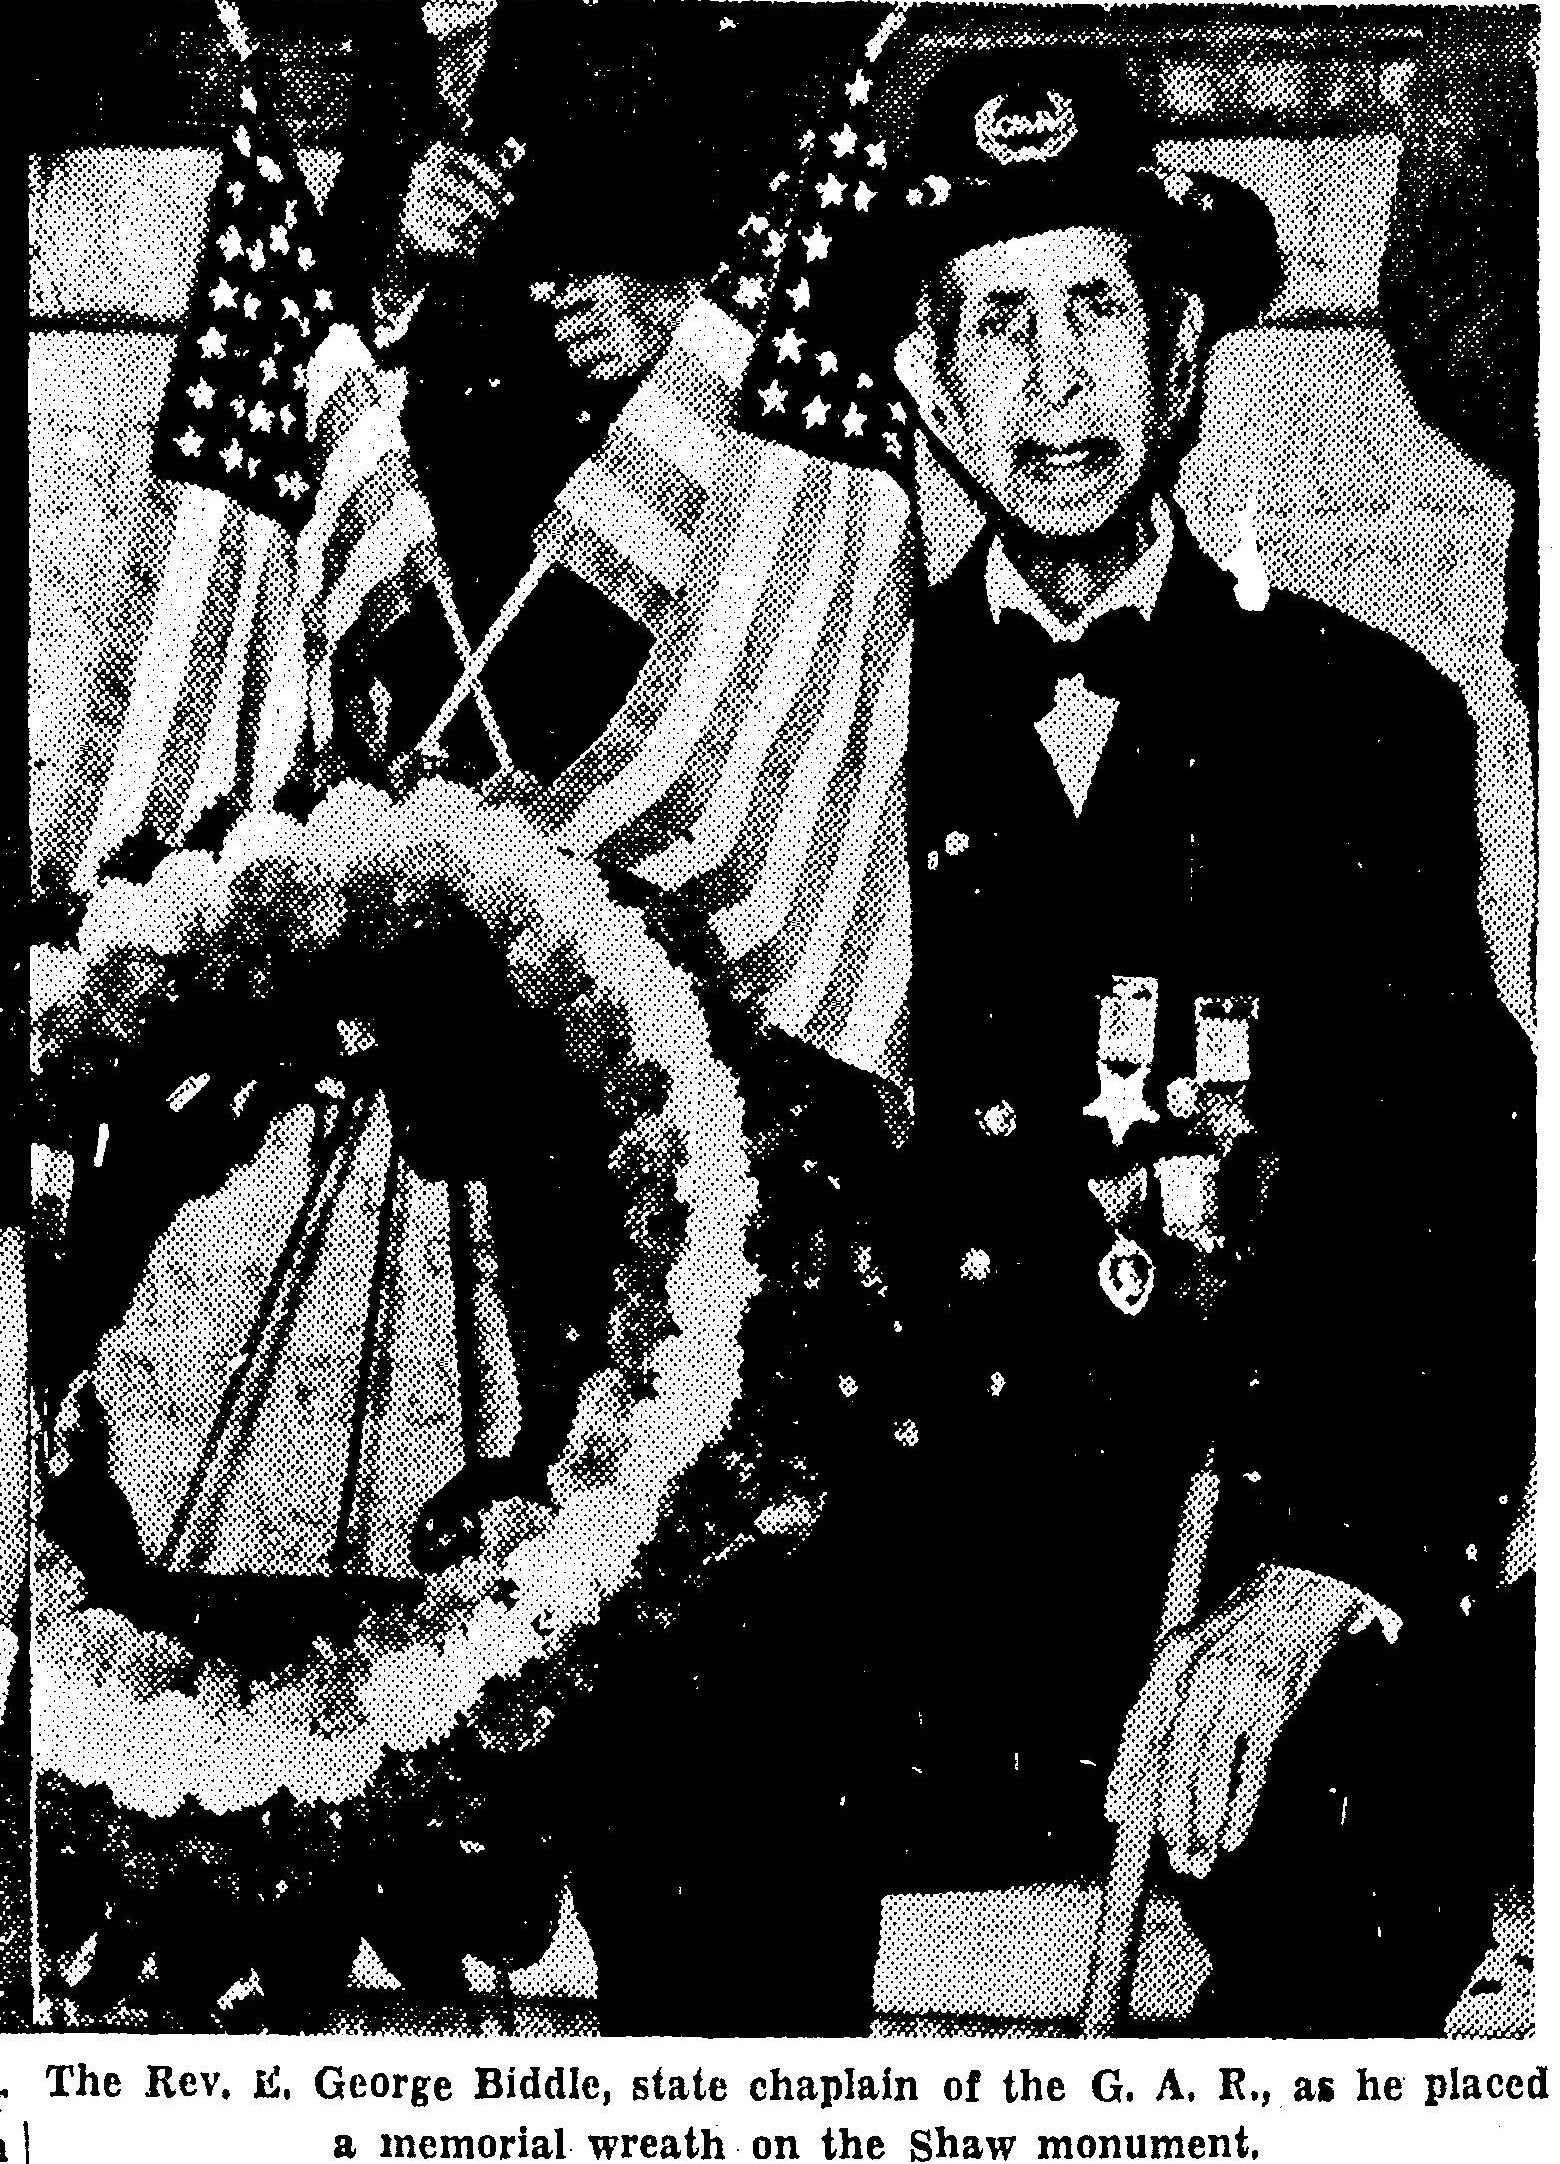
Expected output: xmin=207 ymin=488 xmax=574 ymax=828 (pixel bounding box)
xmin=76 ymin=878 xmax=152 ymax=962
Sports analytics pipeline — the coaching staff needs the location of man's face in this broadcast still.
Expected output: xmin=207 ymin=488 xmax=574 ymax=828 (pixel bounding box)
xmin=938 ymin=225 xmax=1166 ymax=541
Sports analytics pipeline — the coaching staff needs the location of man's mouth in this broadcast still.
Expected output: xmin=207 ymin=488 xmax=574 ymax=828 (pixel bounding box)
xmin=1015 ymin=437 xmax=1116 ymax=475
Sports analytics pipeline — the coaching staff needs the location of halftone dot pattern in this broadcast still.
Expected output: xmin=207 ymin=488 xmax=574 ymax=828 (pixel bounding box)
xmin=25 ymin=7 xmax=1534 ymax=2039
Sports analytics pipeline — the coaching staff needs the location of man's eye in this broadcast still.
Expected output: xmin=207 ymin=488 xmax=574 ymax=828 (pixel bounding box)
xmin=1078 ymin=288 xmax=1126 ymax=322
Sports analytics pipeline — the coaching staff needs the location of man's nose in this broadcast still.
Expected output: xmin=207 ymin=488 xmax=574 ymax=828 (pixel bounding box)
xmin=1025 ymin=319 xmax=1089 ymax=405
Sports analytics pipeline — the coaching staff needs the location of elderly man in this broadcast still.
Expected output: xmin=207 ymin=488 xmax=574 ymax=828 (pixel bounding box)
xmin=549 ymin=50 xmax=1531 ymax=2039
xmin=840 ymin=51 xmax=1533 ymax=2036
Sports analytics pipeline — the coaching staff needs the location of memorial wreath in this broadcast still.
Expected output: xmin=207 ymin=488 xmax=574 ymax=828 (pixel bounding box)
xmin=29 ymin=777 xmax=878 ymax=2012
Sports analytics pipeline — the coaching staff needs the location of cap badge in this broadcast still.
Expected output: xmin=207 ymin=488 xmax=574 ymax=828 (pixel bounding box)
xmin=974 ymin=91 xmax=1078 ymax=166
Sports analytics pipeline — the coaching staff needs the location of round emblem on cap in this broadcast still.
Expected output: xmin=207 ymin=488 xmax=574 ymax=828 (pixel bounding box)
xmin=978 ymin=1099 xmax=1018 ymax=1138
xmin=974 ymin=90 xmax=1078 ymax=166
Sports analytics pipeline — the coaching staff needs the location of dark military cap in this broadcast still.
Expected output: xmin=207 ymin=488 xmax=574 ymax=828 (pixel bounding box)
xmin=884 ymin=49 xmax=1284 ymax=336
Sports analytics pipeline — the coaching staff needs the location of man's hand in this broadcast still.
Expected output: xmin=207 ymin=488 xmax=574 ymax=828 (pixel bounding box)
xmin=397 ymin=140 xmax=505 ymax=270
xmin=547 ymin=274 xmax=696 ymax=384
xmin=1105 ymin=1565 xmax=1380 ymax=1878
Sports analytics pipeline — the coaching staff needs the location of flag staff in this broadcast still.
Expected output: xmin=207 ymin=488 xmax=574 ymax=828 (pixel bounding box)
xmin=211 ymin=0 xmax=510 ymax=768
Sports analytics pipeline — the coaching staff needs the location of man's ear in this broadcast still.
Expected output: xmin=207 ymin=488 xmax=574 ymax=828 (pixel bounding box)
xmin=1166 ymin=290 xmax=1206 ymax=430
xmin=895 ymin=328 xmax=965 ymax=453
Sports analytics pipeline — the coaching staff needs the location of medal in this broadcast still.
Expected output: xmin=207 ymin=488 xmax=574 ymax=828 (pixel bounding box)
xmin=1099 ymin=1235 xmax=1155 ymax=1316
xmin=1082 ymin=974 xmax=1161 ymax=1148
xmin=1155 ymin=1151 xmax=1223 ymax=1255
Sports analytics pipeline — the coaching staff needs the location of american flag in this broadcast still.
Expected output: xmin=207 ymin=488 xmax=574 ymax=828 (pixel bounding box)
xmin=39 ymin=66 xmax=483 ymax=890
xmin=522 ymin=15 xmax=922 ymax=1087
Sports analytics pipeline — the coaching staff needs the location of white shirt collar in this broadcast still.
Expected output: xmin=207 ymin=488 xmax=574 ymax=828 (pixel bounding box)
xmin=985 ymin=496 xmax=1175 ymax=641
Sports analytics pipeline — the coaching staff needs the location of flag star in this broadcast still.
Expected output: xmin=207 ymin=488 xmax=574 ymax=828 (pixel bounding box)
xmin=210 ymin=277 xmax=237 ymax=309
xmin=775 ymin=327 xmax=805 ymax=365
xmin=803 ymin=224 xmax=831 ymax=261
xmin=296 ymin=316 xmax=311 ymax=342
xmin=247 ymin=242 xmax=266 ymax=273
xmin=285 ymin=472 xmax=307 ymax=500
xmin=817 ymin=172 xmax=846 ymax=208
xmin=296 ymin=244 xmax=315 ymax=271
xmin=906 ymin=186 xmax=924 ymax=206
xmin=197 ymin=327 xmax=227 ymax=359
xmin=529 ymin=279 xmax=555 ymax=301
xmin=889 ymin=401 xmax=907 ymax=423
xmin=741 ymin=211 xmax=769 ymax=235
xmin=230 ymin=395 xmax=247 ymax=418
xmin=763 ymin=228 xmax=786 ymax=259
xmin=866 ymin=141 xmax=887 ymax=168
xmin=227 ymin=180 xmax=245 ymax=203
xmin=258 ymin=356 xmax=278 ymax=383
xmin=800 ymin=129 xmax=816 ymax=150
xmin=246 ymin=455 xmax=259 ymax=478
xmin=926 ymin=173 xmax=952 ymax=205
xmin=817 ymin=350 xmax=838 ymax=375
xmin=734 ymin=274 xmax=766 ymax=310
xmin=759 ymin=380 xmax=787 ymax=415
xmin=221 ymin=440 xmax=243 ymax=471
xmin=803 ymin=395 xmax=830 ymax=428
xmin=846 ymin=72 xmax=871 ymax=106
xmin=187 ymin=378 xmax=215 ymax=409
xmin=281 ymin=297 xmax=301 ymax=320
xmin=174 ymin=427 xmax=203 ymax=457
xmin=240 ymin=86 xmax=258 ymax=113
xmin=256 ymin=154 xmax=284 ymax=184
xmin=247 ymin=401 xmax=273 ymax=433
xmin=275 ymin=470 xmax=293 ymax=496
xmin=243 ymin=292 xmax=261 ymax=318
xmin=217 ymin=225 xmax=243 ymax=260
xmin=857 ymin=372 xmax=874 ymax=390
xmin=233 ymin=125 xmax=252 ymax=157
xmin=842 ymin=403 xmax=866 ymax=437
xmin=884 ymin=431 xmax=902 ymax=457
xmin=853 ymin=182 xmax=876 ymax=213
xmin=829 ymin=124 xmax=858 ymax=158
xmin=284 ymin=199 xmax=299 ymax=226
xmin=269 ymin=223 xmax=290 ymax=252
xmin=314 ymin=288 xmax=333 ymax=312
xmin=278 ymin=404 xmax=295 ymax=431
xmin=786 ymin=277 xmax=811 ymax=310
xmin=293 ymin=364 xmax=306 ymax=388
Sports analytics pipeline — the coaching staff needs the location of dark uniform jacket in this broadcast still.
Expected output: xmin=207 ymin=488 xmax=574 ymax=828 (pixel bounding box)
xmin=781 ymin=517 xmax=1533 ymax=1884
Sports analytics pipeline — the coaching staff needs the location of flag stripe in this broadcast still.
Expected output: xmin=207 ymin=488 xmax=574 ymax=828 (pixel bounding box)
xmin=590 ymin=427 xmax=708 ymax=555
xmin=621 ymin=375 xmax=731 ymax=492
xmin=523 ymin=439 xmax=778 ymax=838
xmin=664 ymin=466 xmax=863 ymax=923
xmin=802 ymin=761 xmax=912 ymax=1052
xmin=622 ymin=459 xmax=850 ymax=891
xmin=538 ymin=521 xmax=688 ymax=640
xmin=142 ymin=496 xmax=253 ymax=835
xmin=831 ymin=880 xmax=912 ymax=1080
xmin=76 ymin=486 xmax=230 ymax=879
xmin=707 ymin=471 xmax=910 ymax=955
xmin=547 ymin=444 xmax=814 ymax=855
xmin=550 ymin=459 xmax=700 ymax=599
xmin=754 ymin=616 xmax=913 ymax=1036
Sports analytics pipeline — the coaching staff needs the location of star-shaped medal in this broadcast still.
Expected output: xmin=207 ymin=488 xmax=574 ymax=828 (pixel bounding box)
xmin=1081 ymin=1061 xmax=1161 ymax=1149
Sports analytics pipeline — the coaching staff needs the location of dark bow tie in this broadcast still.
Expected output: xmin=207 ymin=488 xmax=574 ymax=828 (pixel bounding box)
xmin=995 ymin=605 xmax=1154 ymax=709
